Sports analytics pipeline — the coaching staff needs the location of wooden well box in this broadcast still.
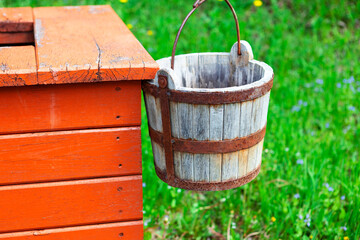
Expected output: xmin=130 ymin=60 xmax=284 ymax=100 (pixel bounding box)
xmin=0 ymin=6 xmax=157 ymax=239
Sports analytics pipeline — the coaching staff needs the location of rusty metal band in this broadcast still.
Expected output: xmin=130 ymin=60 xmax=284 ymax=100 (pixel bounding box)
xmin=155 ymin=164 xmax=261 ymax=191
xmin=171 ymin=0 xmax=241 ymax=69
xmin=142 ymin=76 xmax=273 ymax=105
xmin=158 ymin=75 xmax=175 ymax=183
xmin=149 ymin=125 xmax=266 ymax=154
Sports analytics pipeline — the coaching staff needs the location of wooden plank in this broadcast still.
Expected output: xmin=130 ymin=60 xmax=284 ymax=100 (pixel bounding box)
xmin=261 ymin=92 xmax=271 ymax=128
xmin=0 ymin=127 xmax=141 ymax=185
xmin=0 ymin=46 xmax=37 ymax=86
xmin=151 ymin=141 xmax=166 ymax=172
xmin=178 ymin=103 xmax=194 ymax=180
xmin=0 ymin=221 xmax=143 ymax=240
xmin=192 ymin=104 xmax=210 ymax=182
xmin=0 ymin=81 xmax=141 ymax=134
xmin=250 ymin=97 xmax=262 ymax=134
xmin=0 ymin=32 xmax=34 ymax=45
xmin=0 ymin=176 xmax=142 ymax=233
xmin=239 ymin=100 xmax=253 ymax=137
xmin=33 ymin=5 xmax=158 ymax=86
xmin=222 ymin=103 xmax=240 ymax=181
xmin=247 ymin=142 xmax=259 ymax=173
xmin=0 ymin=7 xmax=33 ymax=32
xmin=238 ymin=149 xmax=248 ymax=178
xmin=209 ymin=105 xmax=223 ymax=182
xmin=170 ymin=101 xmax=182 ymax=178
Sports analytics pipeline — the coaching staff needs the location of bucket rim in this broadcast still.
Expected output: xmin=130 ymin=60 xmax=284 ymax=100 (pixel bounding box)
xmin=152 ymin=52 xmax=274 ymax=93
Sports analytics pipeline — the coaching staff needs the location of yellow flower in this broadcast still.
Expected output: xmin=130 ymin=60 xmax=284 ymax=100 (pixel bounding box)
xmin=217 ymin=0 xmax=224 ymax=1
xmin=119 ymin=0 xmax=128 ymax=3
xmin=344 ymin=237 xmax=349 ymax=240
xmin=127 ymin=23 xmax=133 ymax=29
xmin=147 ymin=30 xmax=154 ymax=36
xmin=253 ymin=0 xmax=263 ymax=7
xmin=310 ymin=235 xmax=313 ymax=239
xmin=271 ymin=216 xmax=276 ymax=222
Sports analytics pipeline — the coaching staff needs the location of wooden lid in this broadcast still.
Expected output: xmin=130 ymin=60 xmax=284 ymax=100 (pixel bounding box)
xmin=0 ymin=5 xmax=158 ymax=87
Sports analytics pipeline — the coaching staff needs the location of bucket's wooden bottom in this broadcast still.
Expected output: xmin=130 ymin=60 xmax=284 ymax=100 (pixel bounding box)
xmin=155 ymin=163 xmax=261 ymax=191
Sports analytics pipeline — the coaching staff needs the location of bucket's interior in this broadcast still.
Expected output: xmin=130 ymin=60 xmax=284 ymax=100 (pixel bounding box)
xmin=157 ymin=53 xmax=266 ymax=89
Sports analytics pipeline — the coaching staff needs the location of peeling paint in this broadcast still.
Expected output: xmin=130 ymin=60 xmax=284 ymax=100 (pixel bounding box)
xmin=94 ymin=40 xmax=103 ymax=81
xmin=63 ymin=6 xmax=81 ymax=11
xmin=88 ymin=6 xmax=110 ymax=14
xmin=109 ymin=56 xmax=133 ymax=64
xmin=39 ymin=63 xmax=48 ymax=68
xmin=0 ymin=63 xmax=9 ymax=72
xmin=35 ymin=19 xmax=45 ymax=47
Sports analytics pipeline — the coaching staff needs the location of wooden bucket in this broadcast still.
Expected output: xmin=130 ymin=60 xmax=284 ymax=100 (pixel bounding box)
xmin=142 ymin=0 xmax=274 ymax=191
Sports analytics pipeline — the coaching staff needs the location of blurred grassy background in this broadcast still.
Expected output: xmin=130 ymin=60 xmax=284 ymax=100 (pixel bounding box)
xmin=2 ymin=0 xmax=360 ymax=239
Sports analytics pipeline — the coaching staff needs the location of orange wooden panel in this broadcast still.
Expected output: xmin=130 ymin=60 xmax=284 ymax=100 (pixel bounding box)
xmin=32 ymin=5 xmax=158 ymax=86
xmin=0 ymin=32 xmax=34 ymax=45
xmin=0 ymin=176 xmax=143 ymax=233
xmin=0 ymin=81 xmax=141 ymax=134
xmin=0 ymin=221 xmax=143 ymax=240
xmin=0 ymin=46 xmax=37 ymax=86
xmin=0 ymin=7 xmax=33 ymax=32
xmin=0 ymin=127 xmax=141 ymax=185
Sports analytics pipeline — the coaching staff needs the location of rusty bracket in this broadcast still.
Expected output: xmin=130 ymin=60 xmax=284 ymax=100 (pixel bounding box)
xmin=158 ymin=75 xmax=175 ymax=184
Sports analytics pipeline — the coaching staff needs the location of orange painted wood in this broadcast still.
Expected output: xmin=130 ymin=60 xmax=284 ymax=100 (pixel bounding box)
xmin=0 ymin=176 xmax=143 ymax=233
xmin=0 ymin=127 xmax=141 ymax=185
xmin=0 ymin=7 xmax=33 ymax=32
xmin=0 ymin=46 xmax=37 ymax=86
xmin=31 ymin=5 xmax=158 ymax=86
xmin=0 ymin=221 xmax=143 ymax=240
xmin=0 ymin=81 xmax=141 ymax=134
xmin=0 ymin=32 xmax=34 ymax=44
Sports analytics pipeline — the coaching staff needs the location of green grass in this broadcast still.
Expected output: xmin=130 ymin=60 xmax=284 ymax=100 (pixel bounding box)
xmin=2 ymin=0 xmax=360 ymax=239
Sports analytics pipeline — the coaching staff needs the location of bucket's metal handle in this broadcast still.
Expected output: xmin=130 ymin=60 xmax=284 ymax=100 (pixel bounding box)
xmin=171 ymin=0 xmax=241 ymax=70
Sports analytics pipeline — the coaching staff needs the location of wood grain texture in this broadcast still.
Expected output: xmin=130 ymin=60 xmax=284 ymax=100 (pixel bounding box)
xmin=0 ymin=221 xmax=143 ymax=240
xmin=192 ymin=104 xmax=210 ymax=182
xmin=0 ymin=46 xmax=37 ymax=86
xmin=33 ymin=5 xmax=158 ymax=85
xmin=0 ymin=127 xmax=141 ymax=185
xmin=0 ymin=32 xmax=34 ymax=45
xmin=0 ymin=176 xmax=143 ymax=233
xmin=178 ymin=103 xmax=194 ymax=180
xmin=0 ymin=81 xmax=141 ymax=134
xmin=222 ymin=103 xmax=240 ymax=181
xmin=0 ymin=7 xmax=33 ymax=32
xmin=209 ymin=105 xmax=223 ymax=182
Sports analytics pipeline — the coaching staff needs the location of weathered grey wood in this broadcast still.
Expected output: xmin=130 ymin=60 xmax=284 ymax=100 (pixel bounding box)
xmin=255 ymin=139 xmax=264 ymax=168
xmin=178 ymin=103 xmax=194 ymax=180
xmin=209 ymin=105 xmax=223 ymax=182
xmin=151 ymin=141 xmax=166 ymax=171
xmin=222 ymin=103 xmax=240 ymax=181
xmin=250 ymin=97 xmax=262 ymax=134
xmin=199 ymin=54 xmax=216 ymax=88
xmin=247 ymin=142 xmax=258 ymax=173
xmin=239 ymin=101 xmax=253 ymax=137
xmin=185 ymin=53 xmax=199 ymax=88
xmin=238 ymin=149 xmax=248 ymax=177
xmin=261 ymin=92 xmax=271 ymax=128
xmin=170 ymin=102 xmax=182 ymax=178
xmin=192 ymin=104 xmax=210 ymax=182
